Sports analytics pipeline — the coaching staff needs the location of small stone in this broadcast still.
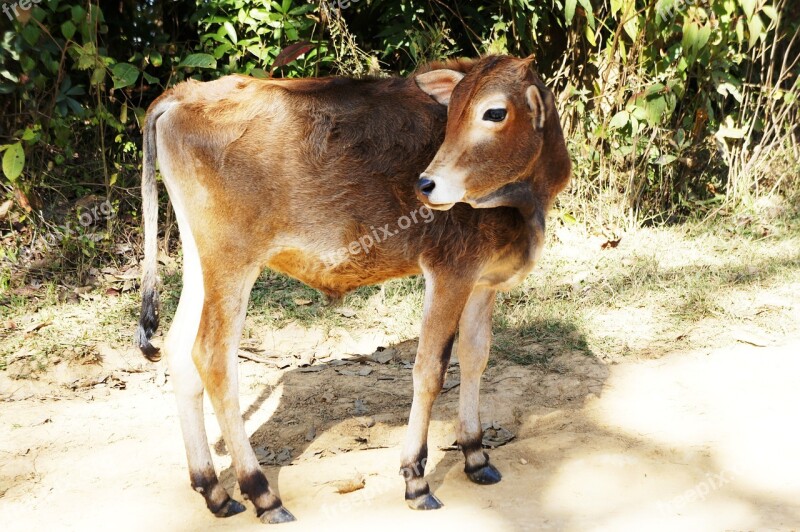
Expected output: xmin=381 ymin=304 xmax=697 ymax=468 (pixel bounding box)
xmin=298 ymin=352 xmax=315 ymax=367
xmin=320 ymin=392 xmax=335 ymax=403
xmin=334 ymin=474 xmax=365 ymax=494
xmin=372 ymin=347 xmax=395 ymax=364
xmin=334 ymin=307 xmax=356 ymax=318
xmin=353 ymin=398 xmax=367 ymax=415
xmin=305 ymin=426 xmax=317 ymax=442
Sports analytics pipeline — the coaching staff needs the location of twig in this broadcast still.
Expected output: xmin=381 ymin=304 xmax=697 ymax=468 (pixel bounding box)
xmin=237 ymin=351 xmax=278 ymax=365
xmin=490 ymin=375 xmax=523 ymax=385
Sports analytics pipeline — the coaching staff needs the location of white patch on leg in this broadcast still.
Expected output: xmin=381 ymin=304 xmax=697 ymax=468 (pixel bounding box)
xmin=157 ymin=115 xmax=214 ymax=479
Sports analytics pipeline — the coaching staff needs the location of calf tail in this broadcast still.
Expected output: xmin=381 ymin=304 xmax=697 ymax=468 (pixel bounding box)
xmin=135 ymin=105 xmax=165 ymax=361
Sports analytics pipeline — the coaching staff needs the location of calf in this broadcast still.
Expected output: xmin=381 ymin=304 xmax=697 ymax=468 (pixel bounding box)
xmin=136 ymin=54 xmax=570 ymax=523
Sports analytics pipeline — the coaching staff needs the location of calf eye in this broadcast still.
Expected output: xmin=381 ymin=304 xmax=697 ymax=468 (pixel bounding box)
xmin=483 ymin=108 xmax=507 ymax=122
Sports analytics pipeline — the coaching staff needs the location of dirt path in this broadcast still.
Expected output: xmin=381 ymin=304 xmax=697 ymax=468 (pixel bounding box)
xmin=2 ymin=333 xmax=799 ymax=531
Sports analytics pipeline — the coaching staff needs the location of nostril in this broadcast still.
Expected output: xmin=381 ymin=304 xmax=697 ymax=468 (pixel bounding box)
xmin=418 ymin=178 xmax=436 ymax=196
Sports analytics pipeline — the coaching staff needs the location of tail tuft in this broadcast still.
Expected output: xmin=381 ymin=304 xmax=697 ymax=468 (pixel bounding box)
xmin=136 ymin=285 xmax=161 ymax=361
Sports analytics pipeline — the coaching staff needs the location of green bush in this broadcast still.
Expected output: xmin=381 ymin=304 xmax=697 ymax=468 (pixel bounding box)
xmin=0 ymin=0 xmax=797 ymax=237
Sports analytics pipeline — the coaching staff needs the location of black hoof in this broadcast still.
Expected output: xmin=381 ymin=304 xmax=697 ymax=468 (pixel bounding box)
xmin=406 ymin=493 xmax=443 ymax=510
xmin=213 ymin=498 xmax=246 ymax=518
xmin=259 ymin=505 xmax=297 ymax=524
xmin=466 ymin=463 xmax=502 ymax=485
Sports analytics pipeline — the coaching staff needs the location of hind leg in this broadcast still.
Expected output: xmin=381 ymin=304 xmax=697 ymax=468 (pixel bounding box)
xmin=165 ymin=228 xmax=245 ymax=517
xmin=168 ymin=334 xmax=246 ymax=517
xmin=192 ymin=264 xmax=295 ymax=524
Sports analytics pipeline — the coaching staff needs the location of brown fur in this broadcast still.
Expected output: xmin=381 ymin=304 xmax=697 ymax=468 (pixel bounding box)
xmin=137 ymin=55 xmax=570 ymax=521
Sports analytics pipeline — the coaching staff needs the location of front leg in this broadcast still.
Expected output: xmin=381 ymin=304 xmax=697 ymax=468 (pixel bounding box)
xmin=400 ymin=267 xmax=474 ymax=510
xmin=456 ymin=286 xmax=502 ymax=484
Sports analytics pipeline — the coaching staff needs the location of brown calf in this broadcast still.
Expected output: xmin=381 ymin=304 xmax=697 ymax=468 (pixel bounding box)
xmin=136 ymin=54 xmax=570 ymax=523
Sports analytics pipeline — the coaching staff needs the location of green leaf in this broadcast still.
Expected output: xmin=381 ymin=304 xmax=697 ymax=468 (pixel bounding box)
xmin=22 ymin=25 xmax=40 ymax=46
xmin=748 ymin=14 xmax=764 ymax=48
xmin=249 ymin=8 xmax=269 ymax=21
xmin=223 ymin=21 xmax=238 ymax=44
xmin=740 ymin=0 xmax=756 ymax=19
xmin=61 ymin=20 xmax=76 ymax=40
xmin=21 ymin=127 xmax=37 ymax=141
xmin=32 ymin=6 xmax=46 ymax=22
xmin=682 ymin=20 xmax=699 ymax=52
xmin=654 ymin=0 xmax=674 ymax=21
xmin=578 ymin=0 xmax=595 ymax=29
xmin=2 ymin=143 xmax=25 ymax=182
xmin=65 ymin=97 xmax=83 ymax=116
xmin=696 ymin=23 xmax=711 ymax=50
xmin=90 ymin=67 xmax=105 ymax=85
xmin=214 ymin=43 xmax=234 ymax=59
xmin=717 ymin=116 xmax=746 ymax=139
xmin=149 ymin=51 xmax=162 ymax=67
xmin=644 ymin=95 xmax=668 ymax=126
xmin=0 ymin=69 xmax=18 ymax=83
xmin=717 ymin=125 xmax=746 ymax=138
xmin=178 ymin=53 xmax=217 ymax=69
xmin=289 ymin=3 xmax=317 ymax=15
xmin=71 ymin=5 xmax=85 ymax=23
xmin=66 ymin=84 xmax=85 ymax=96
xmin=565 ymin=0 xmax=577 ymax=24
xmin=585 ymin=24 xmax=596 ymax=46
xmin=609 ymin=110 xmax=629 ymax=129
xmin=654 ymin=154 xmax=677 ymax=165
xmin=717 ymin=82 xmax=743 ymax=102
xmin=111 ymin=63 xmax=139 ymax=89
xmin=623 ymin=12 xmax=639 ymax=41
xmin=644 ymin=83 xmax=666 ymax=97
xmin=674 ymin=128 xmax=686 ymax=146
xmin=75 ymin=43 xmax=97 ymax=70
xmin=630 ymin=105 xmax=648 ymax=121
xmin=762 ymin=5 xmax=777 ymax=21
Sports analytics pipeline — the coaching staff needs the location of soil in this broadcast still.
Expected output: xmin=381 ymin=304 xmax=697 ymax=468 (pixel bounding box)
xmin=2 ymin=327 xmax=799 ymax=531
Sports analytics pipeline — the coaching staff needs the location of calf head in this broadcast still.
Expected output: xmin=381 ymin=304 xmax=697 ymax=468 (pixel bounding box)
xmin=414 ymin=55 xmax=570 ymax=212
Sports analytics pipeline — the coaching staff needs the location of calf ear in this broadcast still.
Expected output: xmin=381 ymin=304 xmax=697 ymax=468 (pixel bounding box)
xmin=415 ymin=69 xmax=465 ymax=106
xmin=526 ymin=84 xmax=548 ymax=130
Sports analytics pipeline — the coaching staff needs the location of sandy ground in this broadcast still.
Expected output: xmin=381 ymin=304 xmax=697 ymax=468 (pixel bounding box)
xmin=2 ymin=333 xmax=800 ymax=532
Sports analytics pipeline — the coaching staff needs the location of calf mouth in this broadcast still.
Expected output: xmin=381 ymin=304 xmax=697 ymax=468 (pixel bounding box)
xmin=414 ymin=173 xmax=463 ymax=210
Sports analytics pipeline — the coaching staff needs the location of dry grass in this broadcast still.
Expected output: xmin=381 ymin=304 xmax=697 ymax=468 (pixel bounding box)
xmin=2 ymin=201 xmax=799 ymax=381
